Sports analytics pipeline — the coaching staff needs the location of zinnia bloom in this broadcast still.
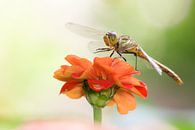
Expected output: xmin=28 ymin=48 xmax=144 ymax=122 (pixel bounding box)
xmin=54 ymin=55 xmax=147 ymax=114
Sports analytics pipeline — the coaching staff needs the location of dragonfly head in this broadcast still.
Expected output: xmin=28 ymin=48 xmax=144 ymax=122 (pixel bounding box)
xmin=103 ymin=31 xmax=118 ymax=47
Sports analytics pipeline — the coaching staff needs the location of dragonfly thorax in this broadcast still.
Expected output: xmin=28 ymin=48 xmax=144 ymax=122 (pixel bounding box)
xmin=103 ymin=31 xmax=118 ymax=47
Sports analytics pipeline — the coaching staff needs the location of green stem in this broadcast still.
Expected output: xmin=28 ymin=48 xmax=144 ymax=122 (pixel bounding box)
xmin=93 ymin=106 xmax=102 ymax=125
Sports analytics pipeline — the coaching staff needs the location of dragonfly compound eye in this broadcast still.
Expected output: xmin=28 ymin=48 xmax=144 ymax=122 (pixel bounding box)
xmin=107 ymin=32 xmax=118 ymax=46
xmin=103 ymin=34 xmax=110 ymax=46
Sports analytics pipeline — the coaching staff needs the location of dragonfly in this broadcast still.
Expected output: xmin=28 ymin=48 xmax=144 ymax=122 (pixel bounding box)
xmin=66 ymin=22 xmax=183 ymax=85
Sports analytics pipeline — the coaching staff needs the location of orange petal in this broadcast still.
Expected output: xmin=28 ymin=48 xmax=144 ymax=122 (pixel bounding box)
xmin=94 ymin=57 xmax=113 ymax=67
xmin=65 ymin=55 xmax=92 ymax=70
xmin=53 ymin=65 xmax=72 ymax=81
xmin=63 ymin=84 xmax=84 ymax=99
xmin=53 ymin=65 xmax=82 ymax=81
xmin=134 ymin=82 xmax=148 ymax=98
xmin=54 ymin=64 xmax=89 ymax=81
xmin=72 ymin=67 xmax=92 ymax=80
xmin=107 ymin=100 xmax=115 ymax=107
xmin=111 ymin=58 xmax=139 ymax=76
xmin=87 ymin=79 xmax=114 ymax=92
xmin=125 ymin=81 xmax=148 ymax=98
xmin=93 ymin=57 xmax=115 ymax=81
xmin=118 ymin=76 xmax=141 ymax=87
xmin=114 ymin=75 xmax=148 ymax=98
xmin=93 ymin=57 xmax=139 ymax=83
xmin=113 ymin=89 xmax=136 ymax=114
xmin=60 ymin=81 xmax=82 ymax=94
xmin=93 ymin=57 xmax=114 ymax=73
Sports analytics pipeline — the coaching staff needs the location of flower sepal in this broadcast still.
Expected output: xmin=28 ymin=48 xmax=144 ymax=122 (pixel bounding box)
xmin=83 ymin=80 xmax=117 ymax=108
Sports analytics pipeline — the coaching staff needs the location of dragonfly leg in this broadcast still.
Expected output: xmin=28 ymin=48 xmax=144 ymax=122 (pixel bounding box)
xmin=135 ymin=54 xmax=138 ymax=71
xmin=109 ymin=50 xmax=115 ymax=57
xmin=122 ymin=51 xmax=138 ymax=70
xmin=130 ymin=52 xmax=138 ymax=70
xmin=94 ymin=48 xmax=112 ymax=53
xmin=96 ymin=47 xmax=111 ymax=51
xmin=94 ymin=50 xmax=108 ymax=53
xmin=116 ymin=51 xmax=126 ymax=61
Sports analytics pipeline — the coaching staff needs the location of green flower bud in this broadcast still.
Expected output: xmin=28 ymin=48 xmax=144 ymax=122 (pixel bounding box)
xmin=83 ymin=80 xmax=117 ymax=108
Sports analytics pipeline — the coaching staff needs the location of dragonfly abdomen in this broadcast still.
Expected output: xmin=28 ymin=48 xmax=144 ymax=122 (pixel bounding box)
xmin=151 ymin=58 xmax=183 ymax=85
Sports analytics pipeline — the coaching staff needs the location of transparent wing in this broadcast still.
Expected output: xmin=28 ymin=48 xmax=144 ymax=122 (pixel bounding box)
xmin=139 ymin=47 xmax=162 ymax=75
xmin=66 ymin=22 xmax=106 ymax=40
xmin=138 ymin=57 xmax=154 ymax=70
xmin=88 ymin=41 xmax=112 ymax=57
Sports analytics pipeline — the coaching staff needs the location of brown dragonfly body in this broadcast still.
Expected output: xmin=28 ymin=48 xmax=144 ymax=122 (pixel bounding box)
xmin=66 ymin=23 xmax=183 ymax=85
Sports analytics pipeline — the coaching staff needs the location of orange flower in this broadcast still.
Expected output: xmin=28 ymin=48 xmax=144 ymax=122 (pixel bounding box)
xmin=54 ymin=55 xmax=147 ymax=114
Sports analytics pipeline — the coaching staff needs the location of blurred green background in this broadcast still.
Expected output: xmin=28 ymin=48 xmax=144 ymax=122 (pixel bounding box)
xmin=0 ymin=0 xmax=195 ymax=130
